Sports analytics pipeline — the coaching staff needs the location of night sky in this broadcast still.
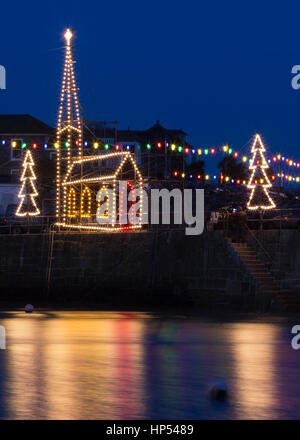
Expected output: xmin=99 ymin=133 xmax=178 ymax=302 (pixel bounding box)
xmin=1 ymin=0 xmax=300 ymax=159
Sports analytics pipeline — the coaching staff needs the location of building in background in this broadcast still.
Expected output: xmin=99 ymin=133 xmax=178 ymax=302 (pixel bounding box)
xmin=0 ymin=115 xmax=190 ymax=182
xmin=0 ymin=177 xmax=19 ymax=215
xmin=86 ymin=120 xmax=189 ymax=179
xmin=0 ymin=114 xmax=54 ymax=178
xmin=0 ymin=115 xmax=55 ymax=216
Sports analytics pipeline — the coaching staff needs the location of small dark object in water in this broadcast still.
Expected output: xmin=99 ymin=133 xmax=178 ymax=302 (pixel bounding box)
xmin=209 ymin=378 xmax=228 ymax=402
xmin=25 ymin=304 xmax=34 ymax=314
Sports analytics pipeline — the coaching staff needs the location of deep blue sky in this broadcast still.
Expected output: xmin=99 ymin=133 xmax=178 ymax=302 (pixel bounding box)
xmin=1 ymin=0 xmax=300 ymax=159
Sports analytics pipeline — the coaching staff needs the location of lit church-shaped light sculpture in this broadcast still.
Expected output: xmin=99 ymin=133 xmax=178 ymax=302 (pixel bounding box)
xmin=55 ymin=29 xmax=143 ymax=231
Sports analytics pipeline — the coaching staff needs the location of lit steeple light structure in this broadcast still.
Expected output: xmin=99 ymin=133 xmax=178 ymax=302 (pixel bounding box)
xmin=56 ymin=28 xmax=83 ymax=223
xmin=64 ymin=28 xmax=73 ymax=44
xmin=54 ymin=29 xmax=144 ymax=231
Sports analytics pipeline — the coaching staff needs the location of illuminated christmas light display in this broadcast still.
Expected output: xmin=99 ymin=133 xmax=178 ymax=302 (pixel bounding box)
xmin=247 ymin=134 xmax=276 ymax=210
xmin=67 ymin=187 xmax=77 ymax=218
xmin=3 ymin=135 xmax=300 ymax=183
xmin=80 ymin=186 xmax=92 ymax=218
xmin=59 ymin=151 xmax=143 ymax=230
xmin=15 ymin=150 xmax=40 ymax=217
xmin=97 ymin=186 xmax=110 ymax=220
xmin=56 ymin=28 xmax=83 ymax=223
xmin=54 ymin=28 xmax=143 ymax=231
xmin=1 ymin=134 xmax=300 ymax=182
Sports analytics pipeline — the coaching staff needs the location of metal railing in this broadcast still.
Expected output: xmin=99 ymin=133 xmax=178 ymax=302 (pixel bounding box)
xmin=0 ymin=215 xmax=55 ymax=235
xmin=216 ymin=208 xmax=300 ymax=290
xmin=1 ymin=207 xmax=300 ymax=235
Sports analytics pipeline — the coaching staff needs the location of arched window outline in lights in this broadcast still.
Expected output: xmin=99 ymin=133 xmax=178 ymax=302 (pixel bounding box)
xmin=80 ymin=186 xmax=92 ymax=218
xmin=127 ymin=181 xmax=137 ymax=225
xmin=67 ymin=187 xmax=77 ymax=218
xmin=97 ymin=185 xmax=110 ymax=220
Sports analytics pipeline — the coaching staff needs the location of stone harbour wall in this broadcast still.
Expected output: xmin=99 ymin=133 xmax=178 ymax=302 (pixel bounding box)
xmin=0 ymin=229 xmax=297 ymax=309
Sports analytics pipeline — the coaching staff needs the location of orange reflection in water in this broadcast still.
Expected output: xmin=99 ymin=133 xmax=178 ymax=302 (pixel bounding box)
xmin=2 ymin=312 xmax=146 ymax=419
xmin=43 ymin=316 xmax=118 ymax=419
xmin=228 ymin=323 xmax=281 ymax=419
xmin=4 ymin=316 xmax=45 ymax=419
xmin=113 ymin=319 xmax=146 ymax=419
xmin=1 ymin=313 xmax=294 ymax=420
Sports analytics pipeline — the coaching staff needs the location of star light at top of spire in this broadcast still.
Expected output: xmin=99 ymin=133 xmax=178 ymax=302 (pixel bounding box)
xmin=64 ymin=29 xmax=73 ymax=44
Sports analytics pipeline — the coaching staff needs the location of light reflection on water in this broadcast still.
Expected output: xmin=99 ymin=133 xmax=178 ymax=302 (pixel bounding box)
xmin=0 ymin=312 xmax=299 ymax=419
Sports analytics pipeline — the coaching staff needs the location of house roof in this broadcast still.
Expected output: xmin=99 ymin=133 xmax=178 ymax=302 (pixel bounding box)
xmin=0 ymin=115 xmax=187 ymax=142
xmin=0 ymin=114 xmax=53 ymax=135
xmin=145 ymin=120 xmax=187 ymax=137
xmin=86 ymin=120 xmax=187 ymax=143
xmin=63 ymin=152 xmax=142 ymax=184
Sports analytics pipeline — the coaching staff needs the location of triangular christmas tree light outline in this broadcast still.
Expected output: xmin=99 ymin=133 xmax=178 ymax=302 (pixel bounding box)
xmin=247 ymin=134 xmax=276 ymax=210
xmin=15 ymin=150 xmax=40 ymax=217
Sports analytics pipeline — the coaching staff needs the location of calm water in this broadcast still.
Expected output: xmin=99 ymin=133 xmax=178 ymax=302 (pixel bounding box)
xmin=0 ymin=311 xmax=299 ymax=420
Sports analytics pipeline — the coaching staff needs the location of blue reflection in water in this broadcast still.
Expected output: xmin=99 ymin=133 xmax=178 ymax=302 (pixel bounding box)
xmin=0 ymin=312 xmax=299 ymax=419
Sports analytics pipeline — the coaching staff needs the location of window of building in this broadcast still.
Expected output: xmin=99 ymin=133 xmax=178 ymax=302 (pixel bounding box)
xmin=10 ymin=139 xmax=23 ymax=161
xmin=10 ymin=168 xmax=20 ymax=176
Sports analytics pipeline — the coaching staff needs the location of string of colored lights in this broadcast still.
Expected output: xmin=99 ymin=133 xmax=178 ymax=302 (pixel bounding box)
xmin=171 ymin=171 xmax=300 ymax=183
xmin=171 ymin=172 xmax=277 ymax=184
xmin=4 ymin=138 xmax=300 ymax=173
xmin=4 ymin=138 xmax=300 ymax=167
xmin=3 ymin=139 xmax=300 ymax=184
xmin=6 ymin=141 xmax=300 ymax=184
xmin=272 ymin=154 xmax=300 ymax=168
xmin=4 ymin=140 xmax=242 ymax=155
